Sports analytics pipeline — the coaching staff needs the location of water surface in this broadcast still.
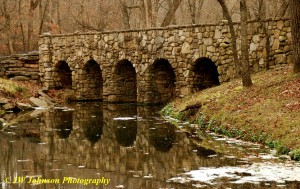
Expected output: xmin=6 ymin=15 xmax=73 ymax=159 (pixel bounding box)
xmin=0 ymin=102 xmax=300 ymax=189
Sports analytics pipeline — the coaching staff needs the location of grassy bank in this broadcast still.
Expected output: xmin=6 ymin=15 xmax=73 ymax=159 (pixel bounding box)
xmin=0 ymin=78 xmax=40 ymax=103
xmin=162 ymin=66 xmax=300 ymax=161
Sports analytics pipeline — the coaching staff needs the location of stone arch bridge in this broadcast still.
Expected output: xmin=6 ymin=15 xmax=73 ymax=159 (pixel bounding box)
xmin=39 ymin=18 xmax=292 ymax=104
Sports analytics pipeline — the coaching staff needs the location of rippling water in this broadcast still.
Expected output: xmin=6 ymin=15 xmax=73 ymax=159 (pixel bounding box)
xmin=0 ymin=102 xmax=299 ymax=189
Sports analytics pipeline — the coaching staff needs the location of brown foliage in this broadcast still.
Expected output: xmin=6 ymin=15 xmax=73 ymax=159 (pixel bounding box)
xmin=0 ymin=0 xmax=290 ymax=55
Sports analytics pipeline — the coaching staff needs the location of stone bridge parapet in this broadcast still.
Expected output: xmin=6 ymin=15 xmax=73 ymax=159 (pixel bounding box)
xmin=39 ymin=18 xmax=292 ymax=104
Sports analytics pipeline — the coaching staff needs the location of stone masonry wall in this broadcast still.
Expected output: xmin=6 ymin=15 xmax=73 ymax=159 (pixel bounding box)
xmin=0 ymin=51 xmax=40 ymax=83
xmin=39 ymin=18 xmax=292 ymax=103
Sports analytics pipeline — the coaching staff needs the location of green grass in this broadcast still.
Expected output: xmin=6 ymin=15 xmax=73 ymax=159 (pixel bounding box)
xmin=162 ymin=66 xmax=300 ymax=160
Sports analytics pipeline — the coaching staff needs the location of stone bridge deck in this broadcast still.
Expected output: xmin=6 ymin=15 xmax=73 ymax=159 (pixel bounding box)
xmin=39 ymin=18 xmax=291 ymax=103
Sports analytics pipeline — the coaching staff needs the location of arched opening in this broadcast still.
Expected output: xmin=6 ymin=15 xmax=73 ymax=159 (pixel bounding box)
xmin=114 ymin=59 xmax=137 ymax=102
xmin=56 ymin=61 xmax=72 ymax=89
xmin=82 ymin=60 xmax=103 ymax=100
xmin=149 ymin=58 xmax=176 ymax=104
xmin=192 ymin=57 xmax=220 ymax=91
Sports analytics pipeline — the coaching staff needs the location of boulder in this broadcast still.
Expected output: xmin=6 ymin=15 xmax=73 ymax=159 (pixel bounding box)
xmin=0 ymin=118 xmax=5 ymax=127
xmin=3 ymin=103 xmax=15 ymax=110
xmin=39 ymin=96 xmax=55 ymax=107
xmin=10 ymin=76 xmax=30 ymax=81
xmin=29 ymin=97 xmax=48 ymax=107
xmin=38 ymin=90 xmax=54 ymax=103
xmin=0 ymin=97 xmax=9 ymax=104
xmin=16 ymin=102 xmax=35 ymax=111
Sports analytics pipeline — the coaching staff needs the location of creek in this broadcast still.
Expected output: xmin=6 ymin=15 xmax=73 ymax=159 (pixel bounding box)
xmin=0 ymin=102 xmax=300 ymax=189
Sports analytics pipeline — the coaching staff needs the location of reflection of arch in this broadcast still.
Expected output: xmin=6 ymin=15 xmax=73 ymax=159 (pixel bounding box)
xmin=149 ymin=59 xmax=176 ymax=104
xmin=114 ymin=59 xmax=137 ymax=102
xmin=115 ymin=120 xmax=137 ymax=147
xmin=55 ymin=61 xmax=72 ymax=89
xmin=150 ymin=123 xmax=176 ymax=152
xmin=192 ymin=58 xmax=220 ymax=91
xmin=82 ymin=60 xmax=103 ymax=100
xmin=83 ymin=117 xmax=103 ymax=144
xmin=55 ymin=110 xmax=73 ymax=139
xmin=191 ymin=144 xmax=217 ymax=157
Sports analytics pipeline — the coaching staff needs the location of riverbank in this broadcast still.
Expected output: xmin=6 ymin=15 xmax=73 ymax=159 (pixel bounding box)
xmin=162 ymin=66 xmax=300 ymax=161
xmin=0 ymin=78 xmax=40 ymax=124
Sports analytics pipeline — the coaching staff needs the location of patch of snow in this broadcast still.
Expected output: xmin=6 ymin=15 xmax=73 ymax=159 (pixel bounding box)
xmin=168 ymin=162 xmax=300 ymax=185
xmin=113 ymin=117 xmax=136 ymax=120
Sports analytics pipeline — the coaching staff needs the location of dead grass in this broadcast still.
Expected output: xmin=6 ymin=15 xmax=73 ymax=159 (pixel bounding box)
xmin=168 ymin=66 xmax=300 ymax=151
xmin=0 ymin=78 xmax=41 ymax=103
xmin=46 ymin=88 xmax=76 ymax=104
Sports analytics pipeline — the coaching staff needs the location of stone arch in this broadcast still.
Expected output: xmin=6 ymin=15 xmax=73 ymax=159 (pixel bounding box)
xmin=112 ymin=59 xmax=137 ymax=102
xmin=79 ymin=59 xmax=103 ymax=100
xmin=192 ymin=57 xmax=220 ymax=91
xmin=148 ymin=58 xmax=176 ymax=104
xmin=54 ymin=61 xmax=72 ymax=89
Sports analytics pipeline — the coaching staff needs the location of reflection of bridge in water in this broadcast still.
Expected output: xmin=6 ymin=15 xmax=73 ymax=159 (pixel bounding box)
xmin=2 ymin=103 xmax=300 ymax=188
xmin=1 ymin=103 xmax=239 ymax=189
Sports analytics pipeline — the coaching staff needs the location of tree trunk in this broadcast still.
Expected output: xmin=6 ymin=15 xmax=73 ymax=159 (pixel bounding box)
xmin=240 ymin=0 xmax=253 ymax=87
xmin=139 ymin=0 xmax=147 ymax=28
xmin=217 ymin=0 xmax=241 ymax=76
xmin=289 ymin=0 xmax=300 ymax=74
xmin=27 ymin=0 xmax=40 ymax=51
xmin=2 ymin=0 xmax=14 ymax=54
xmin=160 ymin=0 xmax=182 ymax=27
xmin=145 ymin=0 xmax=154 ymax=27
xmin=277 ymin=0 xmax=289 ymax=18
xmin=56 ymin=0 xmax=61 ymax=33
xmin=257 ymin=0 xmax=270 ymax=70
xmin=38 ymin=0 xmax=50 ymax=34
xmin=188 ymin=0 xmax=196 ymax=24
xmin=17 ymin=0 xmax=26 ymax=51
xmin=120 ymin=0 xmax=131 ymax=29
xmin=153 ymin=0 xmax=160 ymax=27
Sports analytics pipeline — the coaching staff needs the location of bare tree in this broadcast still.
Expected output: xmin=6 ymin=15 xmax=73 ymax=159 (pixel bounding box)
xmin=187 ymin=0 xmax=204 ymax=24
xmin=27 ymin=0 xmax=40 ymax=51
xmin=240 ymin=0 xmax=253 ymax=87
xmin=289 ymin=0 xmax=300 ymax=73
xmin=216 ymin=0 xmax=241 ymax=76
xmin=18 ymin=0 xmax=26 ymax=51
xmin=38 ymin=0 xmax=50 ymax=34
xmin=145 ymin=0 xmax=154 ymax=27
xmin=68 ymin=0 xmax=108 ymax=32
xmin=119 ymin=0 xmax=131 ymax=29
xmin=161 ymin=0 xmax=182 ymax=27
xmin=255 ymin=0 xmax=270 ymax=70
xmin=1 ymin=0 xmax=14 ymax=53
xmin=276 ymin=0 xmax=289 ymax=18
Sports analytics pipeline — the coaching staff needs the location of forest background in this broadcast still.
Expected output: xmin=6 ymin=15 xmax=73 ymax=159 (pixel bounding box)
xmin=0 ymin=0 xmax=289 ymax=56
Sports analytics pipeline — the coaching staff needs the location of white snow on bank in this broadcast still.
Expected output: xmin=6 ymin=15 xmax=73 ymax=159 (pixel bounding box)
xmin=113 ymin=116 xmax=143 ymax=121
xmin=168 ymin=162 xmax=300 ymax=185
xmin=113 ymin=117 xmax=136 ymax=120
